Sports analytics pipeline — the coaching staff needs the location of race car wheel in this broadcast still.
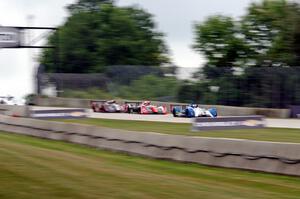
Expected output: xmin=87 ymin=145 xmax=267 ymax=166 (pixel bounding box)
xmin=172 ymin=108 xmax=178 ymax=117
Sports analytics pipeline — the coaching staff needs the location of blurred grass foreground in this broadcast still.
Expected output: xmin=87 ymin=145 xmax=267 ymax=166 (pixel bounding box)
xmin=1 ymin=131 xmax=300 ymax=199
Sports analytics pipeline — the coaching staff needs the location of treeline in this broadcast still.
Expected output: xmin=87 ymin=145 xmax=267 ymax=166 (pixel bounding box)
xmin=178 ymin=67 xmax=300 ymax=108
xmin=58 ymin=65 xmax=179 ymax=101
xmin=185 ymin=0 xmax=300 ymax=108
xmin=41 ymin=0 xmax=300 ymax=108
xmin=40 ymin=0 xmax=169 ymax=73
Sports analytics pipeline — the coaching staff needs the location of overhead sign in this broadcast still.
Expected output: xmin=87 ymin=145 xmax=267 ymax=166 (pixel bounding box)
xmin=0 ymin=27 xmax=20 ymax=48
xmin=192 ymin=116 xmax=265 ymax=131
xmin=30 ymin=109 xmax=87 ymax=119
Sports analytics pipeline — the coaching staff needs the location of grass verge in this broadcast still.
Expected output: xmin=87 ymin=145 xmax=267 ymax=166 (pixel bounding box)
xmin=0 ymin=131 xmax=300 ymax=199
xmin=57 ymin=118 xmax=300 ymax=143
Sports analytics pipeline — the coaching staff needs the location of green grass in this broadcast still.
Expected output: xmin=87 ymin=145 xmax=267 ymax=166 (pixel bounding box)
xmin=57 ymin=118 xmax=300 ymax=143
xmin=1 ymin=131 xmax=300 ymax=199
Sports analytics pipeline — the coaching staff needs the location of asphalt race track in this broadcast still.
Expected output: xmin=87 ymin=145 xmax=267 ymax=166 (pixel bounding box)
xmin=31 ymin=106 xmax=300 ymax=129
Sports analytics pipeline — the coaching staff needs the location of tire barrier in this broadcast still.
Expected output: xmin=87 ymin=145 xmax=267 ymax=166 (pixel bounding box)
xmin=0 ymin=114 xmax=300 ymax=176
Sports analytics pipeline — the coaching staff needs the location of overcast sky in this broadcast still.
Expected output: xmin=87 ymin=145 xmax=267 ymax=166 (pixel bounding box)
xmin=0 ymin=0 xmax=260 ymax=97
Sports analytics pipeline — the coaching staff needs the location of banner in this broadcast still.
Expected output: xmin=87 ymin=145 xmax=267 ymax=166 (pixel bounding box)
xmin=192 ymin=116 xmax=265 ymax=131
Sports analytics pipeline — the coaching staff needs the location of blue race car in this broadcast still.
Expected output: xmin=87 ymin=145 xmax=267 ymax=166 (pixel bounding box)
xmin=172 ymin=104 xmax=217 ymax=118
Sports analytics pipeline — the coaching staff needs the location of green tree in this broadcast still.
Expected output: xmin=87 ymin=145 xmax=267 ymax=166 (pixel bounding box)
xmin=190 ymin=0 xmax=300 ymax=107
xmin=193 ymin=0 xmax=300 ymax=70
xmin=117 ymin=75 xmax=179 ymax=100
xmin=194 ymin=16 xmax=248 ymax=68
xmin=241 ymin=0 xmax=300 ymax=67
xmin=67 ymin=0 xmax=113 ymax=13
xmin=40 ymin=3 xmax=169 ymax=73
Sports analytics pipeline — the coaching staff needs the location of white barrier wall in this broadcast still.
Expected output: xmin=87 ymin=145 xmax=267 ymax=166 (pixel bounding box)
xmin=0 ymin=114 xmax=299 ymax=176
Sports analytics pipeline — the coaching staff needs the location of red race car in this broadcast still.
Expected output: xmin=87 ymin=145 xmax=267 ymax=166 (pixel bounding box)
xmin=125 ymin=101 xmax=167 ymax=114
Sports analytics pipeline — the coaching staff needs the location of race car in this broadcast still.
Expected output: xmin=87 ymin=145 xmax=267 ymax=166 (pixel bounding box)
xmin=172 ymin=104 xmax=217 ymax=118
xmin=90 ymin=100 xmax=122 ymax=113
xmin=124 ymin=101 xmax=167 ymax=114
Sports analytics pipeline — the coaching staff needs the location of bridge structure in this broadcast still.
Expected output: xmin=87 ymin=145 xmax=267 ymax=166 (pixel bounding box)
xmin=0 ymin=26 xmax=57 ymax=48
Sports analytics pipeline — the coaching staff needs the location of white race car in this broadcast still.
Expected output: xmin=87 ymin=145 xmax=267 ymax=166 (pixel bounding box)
xmin=172 ymin=104 xmax=217 ymax=118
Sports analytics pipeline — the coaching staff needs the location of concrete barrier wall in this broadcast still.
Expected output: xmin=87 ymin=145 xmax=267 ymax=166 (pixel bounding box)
xmin=0 ymin=114 xmax=300 ymax=176
xmin=35 ymin=97 xmax=91 ymax=108
xmin=0 ymin=104 xmax=30 ymax=117
xmin=34 ymin=96 xmax=290 ymax=118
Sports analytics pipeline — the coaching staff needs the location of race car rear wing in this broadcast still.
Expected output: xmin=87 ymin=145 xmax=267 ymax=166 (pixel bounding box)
xmin=90 ymin=100 xmax=107 ymax=103
xmin=124 ymin=101 xmax=141 ymax=106
xmin=90 ymin=100 xmax=107 ymax=106
xmin=169 ymin=104 xmax=187 ymax=111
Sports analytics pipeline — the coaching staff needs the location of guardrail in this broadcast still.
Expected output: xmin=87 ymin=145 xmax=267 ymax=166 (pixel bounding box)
xmin=0 ymin=114 xmax=300 ymax=176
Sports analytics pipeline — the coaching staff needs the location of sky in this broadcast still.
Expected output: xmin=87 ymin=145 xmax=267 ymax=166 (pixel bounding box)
xmin=0 ymin=0 xmax=260 ymax=97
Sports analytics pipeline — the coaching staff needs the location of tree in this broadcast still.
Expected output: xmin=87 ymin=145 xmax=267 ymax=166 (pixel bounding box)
xmin=191 ymin=0 xmax=300 ymax=107
xmin=193 ymin=0 xmax=300 ymax=69
xmin=105 ymin=65 xmax=164 ymax=85
xmin=241 ymin=0 xmax=300 ymax=67
xmin=194 ymin=16 xmax=243 ymax=67
xmin=193 ymin=16 xmax=250 ymax=79
xmin=40 ymin=3 xmax=169 ymax=73
xmin=67 ymin=0 xmax=113 ymax=13
xmin=116 ymin=75 xmax=179 ymax=100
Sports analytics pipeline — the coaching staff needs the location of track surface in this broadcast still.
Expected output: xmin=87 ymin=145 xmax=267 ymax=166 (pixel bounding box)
xmin=90 ymin=112 xmax=300 ymax=129
xmin=32 ymin=106 xmax=300 ymax=129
